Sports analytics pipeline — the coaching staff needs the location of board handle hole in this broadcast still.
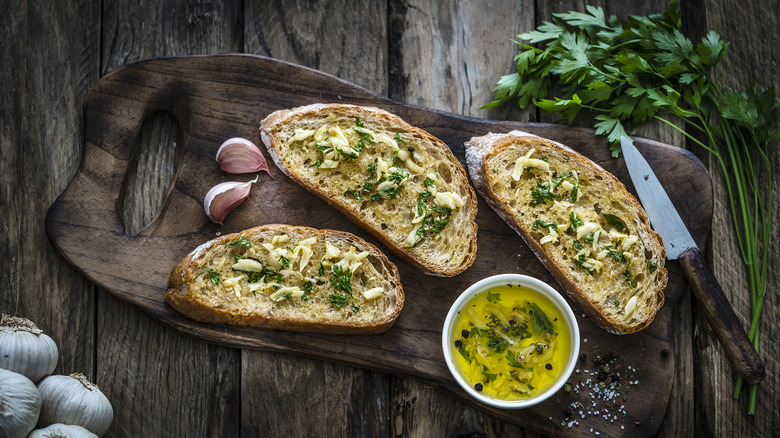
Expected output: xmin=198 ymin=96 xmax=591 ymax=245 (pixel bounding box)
xmin=118 ymin=110 xmax=183 ymax=236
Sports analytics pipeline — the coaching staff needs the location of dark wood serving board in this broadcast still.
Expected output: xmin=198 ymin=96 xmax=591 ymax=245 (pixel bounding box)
xmin=46 ymin=55 xmax=711 ymax=437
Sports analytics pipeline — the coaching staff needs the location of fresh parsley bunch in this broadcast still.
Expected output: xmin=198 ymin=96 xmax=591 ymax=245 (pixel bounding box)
xmin=486 ymin=0 xmax=778 ymax=415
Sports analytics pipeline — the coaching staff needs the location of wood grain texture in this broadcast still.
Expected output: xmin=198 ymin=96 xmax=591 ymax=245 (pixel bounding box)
xmin=3 ymin=1 xmax=775 ymax=437
xmin=97 ymin=1 xmax=243 ymax=436
xmin=46 ymin=55 xmax=711 ymax=437
xmin=695 ymin=0 xmax=780 ymax=433
xmin=0 ymin=0 xmax=99 ymax=383
xmin=388 ymin=1 xmax=534 ymax=436
xmin=243 ymin=2 xmax=390 ymax=436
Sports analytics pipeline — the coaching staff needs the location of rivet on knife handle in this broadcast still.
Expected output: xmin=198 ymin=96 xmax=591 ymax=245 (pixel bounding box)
xmin=679 ymin=247 xmax=765 ymax=385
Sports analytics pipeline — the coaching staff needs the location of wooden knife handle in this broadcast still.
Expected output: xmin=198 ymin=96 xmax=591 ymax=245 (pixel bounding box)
xmin=679 ymin=247 xmax=765 ymax=385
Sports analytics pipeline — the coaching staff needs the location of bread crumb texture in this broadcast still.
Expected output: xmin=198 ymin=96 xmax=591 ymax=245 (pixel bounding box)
xmin=166 ymin=225 xmax=404 ymax=333
xmin=261 ymin=104 xmax=477 ymax=276
xmin=466 ymin=134 xmax=666 ymax=334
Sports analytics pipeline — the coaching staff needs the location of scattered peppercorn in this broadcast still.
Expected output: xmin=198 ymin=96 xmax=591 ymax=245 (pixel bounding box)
xmin=407 ymin=146 xmax=415 ymax=152
xmin=474 ymin=383 xmax=483 ymax=391
xmin=545 ymin=363 xmax=553 ymax=370
xmin=461 ymin=329 xmax=469 ymax=339
xmin=579 ymin=353 xmax=588 ymax=362
xmin=454 ymin=340 xmax=463 ymax=348
xmin=661 ymin=348 xmax=670 ymax=357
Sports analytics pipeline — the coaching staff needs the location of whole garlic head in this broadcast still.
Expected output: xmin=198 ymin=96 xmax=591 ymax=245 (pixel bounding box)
xmin=28 ymin=423 xmax=99 ymax=438
xmin=0 ymin=368 xmax=42 ymax=438
xmin=37 ymin=373 xmax=113 ymax=436
xmin=0 ymin=314 xmax=59 ymax=383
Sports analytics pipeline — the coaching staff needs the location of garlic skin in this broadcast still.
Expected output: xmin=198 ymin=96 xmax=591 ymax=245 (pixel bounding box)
xmin=0 ymin=314 xmax=59 ymax=383
xmin=0 ymin=368 xmax=42 ymax=438
xmin=37 ymin=373 xmax=113 ymax=436
xmin=216 ymin=137 xmax=270 ymax=175
xmin=204 ymin=177 xmax=258 ymax=224
xmin=28 ymin=423 xmax=98 ymax=438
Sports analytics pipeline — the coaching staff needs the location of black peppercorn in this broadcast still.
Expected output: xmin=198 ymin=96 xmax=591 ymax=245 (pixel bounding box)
xmin=461 ymin=329 xmax=469 ymax=339
xmin=474 ymin=383 xmax=483 ymax=391
xmin=661 ymin=348 xmax=670 ymax=357
xmin=407 ymin=146 xmax=415 ymax=152
xmin=579 ymin=353 xmax=588 ymax=362
xmin=454 ymin=340 xmax=462 ymax=348
xmin=545 ymin=363 xmax=553 ymax=370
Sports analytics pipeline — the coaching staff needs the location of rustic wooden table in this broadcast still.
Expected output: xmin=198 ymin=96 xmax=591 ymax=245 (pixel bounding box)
xmin=2 ymin=1 xmax=777 ymax=436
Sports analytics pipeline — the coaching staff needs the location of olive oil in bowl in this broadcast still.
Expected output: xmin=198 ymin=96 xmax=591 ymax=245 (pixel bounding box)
xmin=442 ymin=274 xmax=579 ymax=408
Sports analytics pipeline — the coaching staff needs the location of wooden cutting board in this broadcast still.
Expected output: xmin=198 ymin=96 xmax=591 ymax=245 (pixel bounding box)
xmin=46 ymin=55 xmax=711 ymax=437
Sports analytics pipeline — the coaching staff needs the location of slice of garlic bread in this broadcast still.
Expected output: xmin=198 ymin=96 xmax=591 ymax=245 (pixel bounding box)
xmin=166 ymin=224 xmax=404 ymax=334
xmin=465 ymin=133 xmax=667 ymax=334
xmin=260 ymin=104 xmax=478 ymax=276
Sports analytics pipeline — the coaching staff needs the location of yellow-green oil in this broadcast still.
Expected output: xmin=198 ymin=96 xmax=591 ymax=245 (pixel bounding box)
xmin=450 ymin=284 xmax=571 ymax=401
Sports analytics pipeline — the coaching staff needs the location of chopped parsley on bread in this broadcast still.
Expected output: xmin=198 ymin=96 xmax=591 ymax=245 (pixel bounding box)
xmin=166 ymin=225 xmax=404 ymax=334
xmin=465 ymin=132 xmax=667 ymax=334
xmin=260 ymin=104 xmax=478 ymax=276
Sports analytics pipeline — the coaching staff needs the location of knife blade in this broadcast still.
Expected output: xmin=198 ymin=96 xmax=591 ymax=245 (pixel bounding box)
xmin=621 ymin=136 xmax=764 ymax=385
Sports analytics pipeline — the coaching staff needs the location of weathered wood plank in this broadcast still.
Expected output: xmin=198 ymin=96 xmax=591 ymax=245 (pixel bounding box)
xmin=696 ymin=0 xmax=780 ymax=434
xmin=388 ymin=1 xmax=534 ymax=436
xmin=98 ymin=1 xmax=243 ymax=436
xmin=533 ymin=3 xmax=696 ymax=437
xmin=243 ymin=2 xmax=391 ymax=436
xmin=0 ymin=0 xmax=99 ymax=380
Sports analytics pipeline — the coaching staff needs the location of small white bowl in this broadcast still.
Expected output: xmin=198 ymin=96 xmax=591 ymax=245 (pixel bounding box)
xmin=442 ymin=274 xmax=580 ymax=409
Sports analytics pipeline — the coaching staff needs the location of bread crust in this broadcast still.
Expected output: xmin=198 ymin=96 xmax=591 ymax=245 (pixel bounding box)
xmin=465 ymin=133 xmax=667 ymax=334
xmin=260 ymin=104 xmax=478 ymax=277
xmin=166 ymin=224 xmax=404 ymax=334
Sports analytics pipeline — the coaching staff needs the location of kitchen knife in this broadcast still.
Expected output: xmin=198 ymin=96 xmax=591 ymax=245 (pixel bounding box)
xmin=620 ymin=136 xmax=764 ymax=385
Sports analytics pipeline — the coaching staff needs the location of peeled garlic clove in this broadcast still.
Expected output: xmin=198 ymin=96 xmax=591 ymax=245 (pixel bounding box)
xmin=216 ymin=137 xmax=270 ymax=174
xmin=37 ymin=373 xmax=113 ymax=437
xmin=204 ymin=177 xmax=258 ymax=224
xmin=0 ymin=314 xmax=59 ymax=383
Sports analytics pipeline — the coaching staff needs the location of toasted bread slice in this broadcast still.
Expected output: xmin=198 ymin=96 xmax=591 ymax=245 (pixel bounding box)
xmin=465 ymin=132 xmax=667 ymax=334
xmin=166 ymin=224 xmax=404 ymax=334
xmin=260 ymin=104 xmax=478 ymax=276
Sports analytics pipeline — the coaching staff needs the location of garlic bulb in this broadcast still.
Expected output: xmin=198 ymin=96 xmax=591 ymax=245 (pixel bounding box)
xmin=28 ymin=423 xmax=98 ymax=438
xmin=37 ymin=373 xmax=113 ymax=436
xmin=216 ymin=137 xmax=270 ymax=174
xmin=203 ymin=177 xmax=258 ymax=224
xmin=0 ymin=368 xmax=42 ymax=438
xmin=0 ymin=314 xmax=59 ymax=383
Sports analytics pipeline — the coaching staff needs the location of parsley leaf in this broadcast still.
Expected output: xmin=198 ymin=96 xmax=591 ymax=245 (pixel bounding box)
xmin=204 ymin=268 xmax=220 ymax=285
xmin=603 ymin=214 xmax=626 ymax=232
xmin=227 ymin=237 xmax=251 ymax=248
xmin=647 ymin=260 xmax=658 ymax=273
xmin=328 ymin=292 xmax=350 ymax=308
xmin=527 ymin=302 xmax=555 ymax=335
xmin=530 ymin=181 xmax=559 ymax=206
xmin=569 ymin=211 xmax=584 ymax=231
xmin=330 ymin=265 xmax=353 ymax=296
xmin=532 ymin=219 xmax=558 ymax=232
